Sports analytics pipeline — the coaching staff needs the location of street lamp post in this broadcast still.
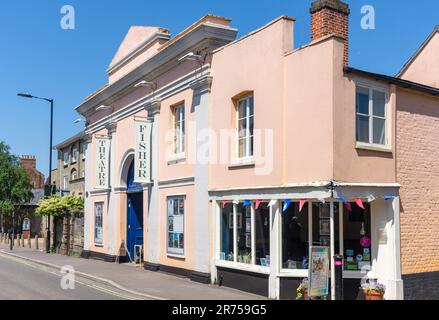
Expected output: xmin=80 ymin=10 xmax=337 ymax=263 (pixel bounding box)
xmin=17 ymin=92 xmax=54 ymax=254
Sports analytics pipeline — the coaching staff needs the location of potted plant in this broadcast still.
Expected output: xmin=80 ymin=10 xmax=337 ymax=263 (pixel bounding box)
xmin=361 ymin=280 xmax=386 ymax=300
xmin=296 ymin=278 xmax=309 ymax=300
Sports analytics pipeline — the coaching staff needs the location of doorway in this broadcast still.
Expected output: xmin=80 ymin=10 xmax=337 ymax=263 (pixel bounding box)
xmin=126 ymin=160 xmax=144 ymax=261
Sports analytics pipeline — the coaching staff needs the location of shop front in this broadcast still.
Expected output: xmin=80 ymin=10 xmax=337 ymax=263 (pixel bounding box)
xmin=210 ymin=182 xmax=403 ymax=300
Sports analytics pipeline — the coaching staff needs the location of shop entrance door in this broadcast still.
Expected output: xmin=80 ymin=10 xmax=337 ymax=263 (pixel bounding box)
xmin=126 ymin=161 xmax=144 ymax=261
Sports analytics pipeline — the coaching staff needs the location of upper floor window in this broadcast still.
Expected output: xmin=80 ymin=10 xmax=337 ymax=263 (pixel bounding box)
xmin=63 ymin=175 xmax=68 ymax=190
xmin=63 ymin=152 xmax=68 ymax=166
xmin=173 ymin=104 xmax=185 ymax=155
xmin=356 ymin=86 xmax=387 ymax=147
xmin=237 ymin=95 xmax=254 ymax=159
xmin=71 ymin=169 xmax=77 ymax=181
xmin=71 ymin=146 xmax=78 ymax=163
xmin=82 ymin=143 xmax=87 ymax=160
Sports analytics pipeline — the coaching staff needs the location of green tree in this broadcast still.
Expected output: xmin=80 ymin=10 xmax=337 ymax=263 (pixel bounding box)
xmin=0 ymin=141 xmax=33 ymax=232
xmin=35 ymin=195 xmax=84 ymax=217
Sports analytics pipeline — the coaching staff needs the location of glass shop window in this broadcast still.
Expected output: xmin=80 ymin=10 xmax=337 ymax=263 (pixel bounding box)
xmin=236 ymin=203 xmax=252 ymax=264
xmin=312 ymin=203 xmax=340 ymax=254
xmin=282 ymin=202 xmax=310 ymax=270
xmin=255 ymin=203 xmax=270 ymax=267
xmin=343 ymin=203 xmax=372 ymax=272
xmin=167 ymin=196 xmax=185 ymax=256
xmin=220 ymin=203 xmax=234 ymax=262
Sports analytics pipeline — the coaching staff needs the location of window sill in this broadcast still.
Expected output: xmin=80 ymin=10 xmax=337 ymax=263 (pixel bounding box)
xmin=94 ymin=244 xmax=104 ymax=248
xmin=215 ymin=260 xmax=270 ymax=275
xmin=167 ymin=153 xmax=186 ymax=165
xmin=228 ymin=159 xmax=255 ymax=170
xmin=167 ymin=253 xmax=186 ymax=260
xmin=355 ymin=142 xmax=392 ymax=153
xmin=71 ymin=161 xmax=77 ymax=165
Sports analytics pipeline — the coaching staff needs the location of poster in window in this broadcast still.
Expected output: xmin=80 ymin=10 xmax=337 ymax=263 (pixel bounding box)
xmin=168 ymin=233 xmax=173 ymax=248
xmin=173 ymin=233 xmax=179 ymax=248
xmin=308 ymin=246 xmax=330 ymax=298
xmin=245 ymin=233 xmax=251 ymax=248
xmin=173 ymin=215 xmax=184 ymax=233
xmin=229 ymin=212 xmax=242 ymax=229
xmin=168 ymin=217 xmax=174 ymax=232
xmin=320 ymin=220 xmax=330 ymax=236
xmin=179 ymin=234 xmax=184 ymax=249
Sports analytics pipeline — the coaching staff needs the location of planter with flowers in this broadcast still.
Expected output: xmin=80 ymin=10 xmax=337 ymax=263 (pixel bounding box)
xmin=361 ymin=280 xmax=386 ymax=300
xmin=296 ymin=279 xmax=309 ymax=300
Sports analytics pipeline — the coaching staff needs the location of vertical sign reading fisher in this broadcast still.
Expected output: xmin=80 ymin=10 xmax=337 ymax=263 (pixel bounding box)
xmin=95 ymin=136 xmax=110 ymax=189
xmin=135 ymin=118 xmax=152 ymax=184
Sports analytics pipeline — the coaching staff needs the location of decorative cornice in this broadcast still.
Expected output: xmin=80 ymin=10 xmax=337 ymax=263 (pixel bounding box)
xmin=105 ymin=121 xmax=117 ymax=134
xmin=190 ymin=75 xmax=213 ymax=96
xmin=145 ymin=99 xmax=161 ymax=118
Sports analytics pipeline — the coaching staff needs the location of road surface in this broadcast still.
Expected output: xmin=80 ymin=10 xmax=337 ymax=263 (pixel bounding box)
xmin=0 ymin=255 xmax=123 ymax=300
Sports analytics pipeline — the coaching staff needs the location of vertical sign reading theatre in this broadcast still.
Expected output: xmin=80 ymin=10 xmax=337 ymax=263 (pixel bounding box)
xmin=95 ymin=136 xmax=110 ymax=189
xmin=134 ymin=118 xmax=152 ymax=183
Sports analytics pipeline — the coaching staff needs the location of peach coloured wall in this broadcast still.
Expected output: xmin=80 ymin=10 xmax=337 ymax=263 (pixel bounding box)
xmin=399 ymin=31 xmax=439 ymax=89
xmin=158 ymin=185 xmax=196 ymax=270
xmin=209 ymin=17 xmax=294 ymax=189
xmin=283 ymin=37 xmax=336 ymax=183
xmin=396 ymin=89 xmax=439 ymax=274
xmin=158 ymin=88 xmax=196 ymax=182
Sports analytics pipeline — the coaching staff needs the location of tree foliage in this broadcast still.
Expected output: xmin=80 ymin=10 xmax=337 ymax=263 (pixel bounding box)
xmin=0 ymin=141 xmax=33 ymax=216
xmin=36 ymin=195 xmax=84 ymax=217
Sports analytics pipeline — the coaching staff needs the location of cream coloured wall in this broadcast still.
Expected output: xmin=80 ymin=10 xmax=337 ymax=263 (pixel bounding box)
xmin=399 ymin=31 xmax=439 ymax=89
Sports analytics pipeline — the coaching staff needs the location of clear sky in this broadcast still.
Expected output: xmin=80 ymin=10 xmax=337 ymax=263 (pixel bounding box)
xmin=0 ymin=0 xmax=437 ymax=176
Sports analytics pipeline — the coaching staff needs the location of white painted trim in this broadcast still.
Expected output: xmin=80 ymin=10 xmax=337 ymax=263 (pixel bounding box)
xmin=215 ymin=260 xmax=271 ymax=275
xmin=279 ymin=270 xmax=308 ymax=278
xmin=356 ymin=142 xmax=392 ymax=153
xmin=330 ymin=201 xmax=336 ymax=300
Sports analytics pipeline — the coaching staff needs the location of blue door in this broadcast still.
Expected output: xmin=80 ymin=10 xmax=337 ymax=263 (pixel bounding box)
xmin=126 ymin=161 xmax=144 ymax=261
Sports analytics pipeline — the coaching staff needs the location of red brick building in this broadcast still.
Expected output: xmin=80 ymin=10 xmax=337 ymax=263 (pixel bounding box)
xmin=20 ymin=155 xmax=45 ymax=189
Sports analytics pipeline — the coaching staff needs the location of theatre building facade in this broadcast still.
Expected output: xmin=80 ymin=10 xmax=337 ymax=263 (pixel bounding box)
xmin=77 ymin=0 xmax=439 ymax=300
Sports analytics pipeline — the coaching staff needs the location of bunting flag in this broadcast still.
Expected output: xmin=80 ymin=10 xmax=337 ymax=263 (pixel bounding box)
xmin=337 ymin=196 xmax=352 ymax=212
xmin=299 ymin=199 xmax=307 ymax=213
xmin=318 ymin=198 xmax=326 ymax=204
xmin=282 ymin=199 xmax=292 ymax=213
xmin=243 ymin=200 xmax=252 ymax=207
xmin=222 ymin=201 xmax=229 ymax=209
xmin=233 ymin=199 xmax=239 ymax=205
xmin=268 ymin=200 xmax=277 ymax=207
xmin=255 ymin=200 xmax=263 ymax=210
xmin=354 ymin=198 xmax=365 ymax=210
xmin=367 ymin=195 xmax=376 ymax=203
xmin=384 ymin=196 xmax=395 ymax=201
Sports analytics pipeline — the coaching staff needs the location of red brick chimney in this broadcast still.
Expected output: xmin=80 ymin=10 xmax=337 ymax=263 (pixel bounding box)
xmin=20 ymin=155 xmax=36 ymax=170
xmin=310 ymin=0 xmax=350 ymax=67
xmin=20 ymin=155 xmax=45 ymax=189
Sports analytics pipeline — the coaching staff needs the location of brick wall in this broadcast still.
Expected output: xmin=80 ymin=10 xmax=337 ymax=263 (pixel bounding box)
xmin=397 ymin=89 xmax=439 ymax=275
xmin=20 ymin=155 xmax=45 ymax=189
xmin=310 ymin=0 xmax=350 ymax=66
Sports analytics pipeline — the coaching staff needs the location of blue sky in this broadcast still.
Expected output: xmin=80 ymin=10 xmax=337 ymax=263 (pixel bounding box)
xmin=0 ymin=0 xmax=438 ymax=176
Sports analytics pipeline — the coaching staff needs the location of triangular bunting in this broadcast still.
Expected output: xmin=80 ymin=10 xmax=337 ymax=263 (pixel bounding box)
xmin=255 ymin=200 xmax=263 ymax=210
xmin=354 ymin=198 xmax=365 ymax=210
xmin=268 ymin=200 xmax=277 ymax=207
xmin=299 ymin=199 xmax=307 ymax=213
xmin=282 ymin=199 xmax=292 ymax=213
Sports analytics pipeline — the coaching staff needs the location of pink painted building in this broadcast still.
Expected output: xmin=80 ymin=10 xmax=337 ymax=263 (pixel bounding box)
xmin=76 ymin=0 xmax=439 ymax=300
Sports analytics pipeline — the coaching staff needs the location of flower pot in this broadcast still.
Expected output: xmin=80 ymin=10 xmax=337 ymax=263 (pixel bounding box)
xmin=363 ymin=289 xmax=385 ymax=300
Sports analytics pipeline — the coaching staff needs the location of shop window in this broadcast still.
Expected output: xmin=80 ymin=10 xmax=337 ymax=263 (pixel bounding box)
xmin=312 ymin=203 xmax=340 ymax=256
xmin=236 ymin=95 xmax=254 ymax=160
xmin=167 ymin=196 xmax=185 ymax=255
xmin=94 ymin=202 xmax=103 ymax=245
xmin=255 ymin=203 xmax=270 ymax=266
xmin=282 ymin=202 xmax=310 ymax=270
xmin=220 ymin=203 xmax=234 ymax=261
xmin=172 ymin=104 xmax=185 ymax=156
xmin=343 ymin=203 xmax=372 ymax=272
xmin=356 ymin=85 xmax=388 ymax=146
xmin=220 ymin=201 xmax=270 ymax=267
xmin=236 ymin=203 xmax=252 ymax=264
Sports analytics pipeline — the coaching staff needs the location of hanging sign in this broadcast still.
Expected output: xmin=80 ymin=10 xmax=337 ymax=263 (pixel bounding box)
xmin=134 ymin=118 xmax=152 ymax=183
xmin=308 ymin=246 xmax=330 ymax=298
xmin=95 ymin=136 xmax=111 ymax=189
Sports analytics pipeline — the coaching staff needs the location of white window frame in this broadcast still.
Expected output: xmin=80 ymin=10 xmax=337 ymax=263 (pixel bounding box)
xmin=63 ymin=176 xmax=68 ymax=190
xmin=63 ymin=152 xmax=68 ymax=166
xmin=236 ymin=95 xmax=254 ymax=161
xmin=172 ymin=104 xmax=185 ymax=158
xmin=167 ymin=196 xmax=185 ymax=256
xmin=216 ymin=201 xmax=270 ymax=273
xmin=71 ymin=169 xmax=77 ymax=181
xmin=355 ymin=84 xmax=390 ymax=151
xmin=71 ymin=146 xmax=78 ymax=164
xmin=94 ymin=202 xmax=104 ymax=245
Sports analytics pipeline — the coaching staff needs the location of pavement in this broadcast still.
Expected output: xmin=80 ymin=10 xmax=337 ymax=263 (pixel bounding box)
xmin=0 ymin=244 xmax=266 ymax=300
